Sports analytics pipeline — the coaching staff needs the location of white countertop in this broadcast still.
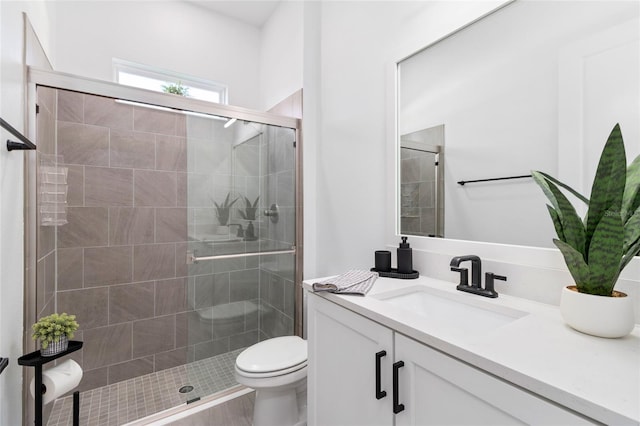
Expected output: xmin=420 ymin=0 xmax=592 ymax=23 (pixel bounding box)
xmin=303 ymin=275 xmax=640 ymax=425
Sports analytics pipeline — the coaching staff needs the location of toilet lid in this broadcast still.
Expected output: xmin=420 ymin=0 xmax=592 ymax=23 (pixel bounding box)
xmin=236 ymin=336 xmax=307 ymax=374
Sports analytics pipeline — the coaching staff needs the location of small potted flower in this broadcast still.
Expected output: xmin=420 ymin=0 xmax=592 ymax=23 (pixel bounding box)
xmin=32 ymin=313 xmax=79 ymax=356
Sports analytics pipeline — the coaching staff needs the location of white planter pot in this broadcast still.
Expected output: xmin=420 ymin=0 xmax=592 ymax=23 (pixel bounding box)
xmin=560 ymin=286 xmax=635 ymax=338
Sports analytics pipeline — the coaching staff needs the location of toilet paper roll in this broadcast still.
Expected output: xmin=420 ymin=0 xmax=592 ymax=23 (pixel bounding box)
xmin=30 ymin=359 xmax=83 ymax=404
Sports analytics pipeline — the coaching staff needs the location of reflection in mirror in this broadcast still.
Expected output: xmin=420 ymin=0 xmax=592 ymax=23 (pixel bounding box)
xmin=398 ymin=0 xmax=639 ymax=248
xmin=400 ymin=125 xmax=444 ymax=238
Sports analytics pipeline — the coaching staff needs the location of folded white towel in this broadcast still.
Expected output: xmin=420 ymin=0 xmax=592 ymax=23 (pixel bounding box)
xmin=312 ymin=270 xmax=379 ymax=296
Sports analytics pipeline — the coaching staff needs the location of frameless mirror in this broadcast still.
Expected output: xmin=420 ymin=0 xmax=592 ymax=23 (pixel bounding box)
xmin=398 ymin=0 xmax=639 ymax=247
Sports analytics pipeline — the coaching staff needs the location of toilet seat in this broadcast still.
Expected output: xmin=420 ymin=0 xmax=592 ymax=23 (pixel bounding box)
xmin=236 ymin=360 xmax=307 ymax=378
xmin=235 ymin=336 xmax=307 ymax=377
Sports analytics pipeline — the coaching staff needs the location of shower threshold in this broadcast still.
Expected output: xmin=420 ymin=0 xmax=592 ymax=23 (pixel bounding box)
xmin=46 ymin=348 xmax=245 ymax=426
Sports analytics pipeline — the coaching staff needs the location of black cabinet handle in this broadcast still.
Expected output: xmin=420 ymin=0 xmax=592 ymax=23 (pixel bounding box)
xmin=375 ymin=351 xmax=387 ymax=399
xmin=393 ymin=360 xmax=405 ymax=414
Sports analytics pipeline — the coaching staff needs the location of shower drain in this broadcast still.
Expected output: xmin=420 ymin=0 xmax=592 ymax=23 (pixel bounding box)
xmin=179 ymin=385 xmax=194 ymax=394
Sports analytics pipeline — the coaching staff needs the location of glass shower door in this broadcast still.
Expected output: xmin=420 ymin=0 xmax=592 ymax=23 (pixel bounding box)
xmin=183 ymin=114 xmax=297 ymax=402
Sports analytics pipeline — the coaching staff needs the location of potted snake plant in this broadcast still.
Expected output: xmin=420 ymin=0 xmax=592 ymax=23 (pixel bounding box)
xmin=214 ymin=193 xmax=239 ymax=235
xmin=532 ymin=123 xmax=639 ymax=338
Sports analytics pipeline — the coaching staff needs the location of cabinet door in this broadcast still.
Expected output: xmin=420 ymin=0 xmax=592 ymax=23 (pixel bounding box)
xmin=394 ymin=334 xmax=594 ymax=426
xmin=308 ymin=294 xmax=394 ymax=426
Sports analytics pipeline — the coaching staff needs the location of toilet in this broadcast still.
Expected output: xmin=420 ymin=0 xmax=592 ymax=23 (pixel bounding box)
xmin=235 ymin=336 xmax=308 ymax=426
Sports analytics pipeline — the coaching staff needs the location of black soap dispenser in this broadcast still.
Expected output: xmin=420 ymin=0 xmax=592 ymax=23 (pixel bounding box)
xmin=397 ymin=236 xmax=413 ymax=274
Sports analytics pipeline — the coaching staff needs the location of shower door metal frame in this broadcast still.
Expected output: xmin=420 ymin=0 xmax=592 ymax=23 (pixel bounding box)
xmin=25 ymin=67 xmax=305 ymax=354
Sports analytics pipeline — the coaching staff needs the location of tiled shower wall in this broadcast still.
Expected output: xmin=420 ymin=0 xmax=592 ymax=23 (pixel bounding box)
xmin=39 ymin=89 xmax=263 ymax=393
xmin=33 ymin=87 xmax=300 ymax=408
xmin=400 ymin=148 xmax=438 ymax=237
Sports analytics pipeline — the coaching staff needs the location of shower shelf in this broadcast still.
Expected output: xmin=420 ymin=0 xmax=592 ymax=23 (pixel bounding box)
xmin=0 ymin=357 xmax=8 ymax=375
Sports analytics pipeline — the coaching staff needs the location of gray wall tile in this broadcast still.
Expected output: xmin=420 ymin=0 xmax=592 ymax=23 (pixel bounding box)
xmin=156 ymin=135 xmax=187 ymax=171
xmin=229 ymin=330 xmax=259 ymax=351
xmin=110 ymin=129 xmax=155 ymax=169
xmin=156 ymin=278 xmax=188 ymax=316
xmin=36 ymin=259 xmax=46 ymax=316
xmin=57 ymin=122 xmax=109 ymax=166
xmin=38 ymin=223 xmax=55 ymax=259
xmin=134 ymin=106 xmax=176 ymax=135
xmin=57 ymin=248 xmax=83 ymax=290
xmin=57 ymin=90 xmax=84 ymax=123
xmin=57 ymin=287 xmax=109 ymax=331
xmin=134 ymin=170 xmax=177 ymax=207
xmin=76 ymin=367 xmax=108 ymax=393
xmin=193 ymin=338 xmax=229 ymax=361
xmin=65 ymin=165 xmax=84 ymax=206
xmin=230 ymin=269 xmax=259 ymax=302
xmin=109 ymin=207 xmax=155 ymax=245
xmin=245 ymin=300 xmax=259 ymax=331
xmin=108 ymin=356 xmax=154 ymax=384
xmin=83 ymin=323 xmax=133 ymax=370
xmin=37 ymin=86 xmax=56 ymax=117
xmin=57 ymin=207 xmax=108 ymax=248
xmin=85 ymin=167 xmax=133 ymax=206
xmin=176 ymin=311 xmax=211 ymax=346
xmin=133 ymin=244 xmax=176 ymax=281
xmin=84 ymin=246 xmax=133 ymax=286
xmin=84 ymin=94 xmax=133 ymax=130
xmin=156 ymin=208 xmax=187 ymax=243
xmin=132 ymin=315 xmax=176 ymax=358
xmin=154 ymin=347 xmax=188 ymax=371
xmin=194 ymin=273 xmax=230 ymax=309
xmin=109 ymin=282 xmax=155 ymax=324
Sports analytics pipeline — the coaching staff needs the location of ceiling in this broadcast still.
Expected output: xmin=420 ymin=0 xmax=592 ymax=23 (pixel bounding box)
xmin=186 ymin=1 xmax=281 ymax=28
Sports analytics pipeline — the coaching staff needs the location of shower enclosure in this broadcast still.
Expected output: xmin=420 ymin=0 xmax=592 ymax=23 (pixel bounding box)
xmin=26 ymin=68 xmax=302 ymax=425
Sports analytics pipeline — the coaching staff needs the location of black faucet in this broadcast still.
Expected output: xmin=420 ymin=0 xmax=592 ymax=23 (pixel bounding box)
xmin=450 ymin=255 xmax=482 ymax=288
xmin=450 ymin=255 xmax=506 ymax=298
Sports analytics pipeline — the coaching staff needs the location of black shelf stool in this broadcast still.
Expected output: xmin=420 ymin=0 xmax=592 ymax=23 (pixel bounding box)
xmin=18 ymin=341 xmax=83 ymax=426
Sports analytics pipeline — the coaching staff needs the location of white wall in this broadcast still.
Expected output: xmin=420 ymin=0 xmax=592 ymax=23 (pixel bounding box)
xmin=310 ymin=1 xmax=505 ymax=276
xmin=0 ymin=3 xmax=56 ymax=424
xmin=259 ymin=1 xmax=303 ymax=111
xmin=54 ymin=1 xmax=262 ymax=109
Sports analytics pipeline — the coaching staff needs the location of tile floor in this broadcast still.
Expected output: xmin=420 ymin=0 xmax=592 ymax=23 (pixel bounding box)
xmin=47 ymin=349 xmax=244 ymax=426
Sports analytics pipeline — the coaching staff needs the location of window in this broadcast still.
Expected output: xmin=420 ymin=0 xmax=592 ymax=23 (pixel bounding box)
xmin=113 ymin=58 xmax=228 ymax=104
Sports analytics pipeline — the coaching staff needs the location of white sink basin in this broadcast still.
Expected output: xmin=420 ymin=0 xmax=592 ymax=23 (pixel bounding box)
xmin=374 ymin=285 xmax=528 ymax=339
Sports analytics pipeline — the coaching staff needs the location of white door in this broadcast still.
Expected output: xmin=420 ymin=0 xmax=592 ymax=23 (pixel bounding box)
xmin=394 ymin=333 xmax=594 ymax=426
xmin=307 ymin=295 xmax=394 ymax=426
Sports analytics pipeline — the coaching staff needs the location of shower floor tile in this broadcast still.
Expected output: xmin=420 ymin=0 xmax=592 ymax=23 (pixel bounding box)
xmin=46 ymin=348 xmax=245 ymax=426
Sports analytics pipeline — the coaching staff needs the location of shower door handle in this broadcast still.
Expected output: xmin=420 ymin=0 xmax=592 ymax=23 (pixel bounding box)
xmin=187 ymin=247 xmax=295 ymax=264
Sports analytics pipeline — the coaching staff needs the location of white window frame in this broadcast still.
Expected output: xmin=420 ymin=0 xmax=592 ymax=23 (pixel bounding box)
xmin=113 ymin=58 xmax=228 ymax=104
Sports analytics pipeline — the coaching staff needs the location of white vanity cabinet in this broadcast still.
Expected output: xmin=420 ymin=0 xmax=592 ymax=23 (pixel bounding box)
xmin=308 ymin=293 xmax=595 ymax=426
xmin=308 ymin=292 xmax=394 ymax=426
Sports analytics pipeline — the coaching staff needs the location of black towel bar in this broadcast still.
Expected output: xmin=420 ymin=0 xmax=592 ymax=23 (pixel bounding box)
xmin=1 ymin=117 xmax=37 ymax=151
xmin=0 ymin=357 xmax=8 ymax=375
xmin=457 ymin=174 xmax=531 ymax=186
